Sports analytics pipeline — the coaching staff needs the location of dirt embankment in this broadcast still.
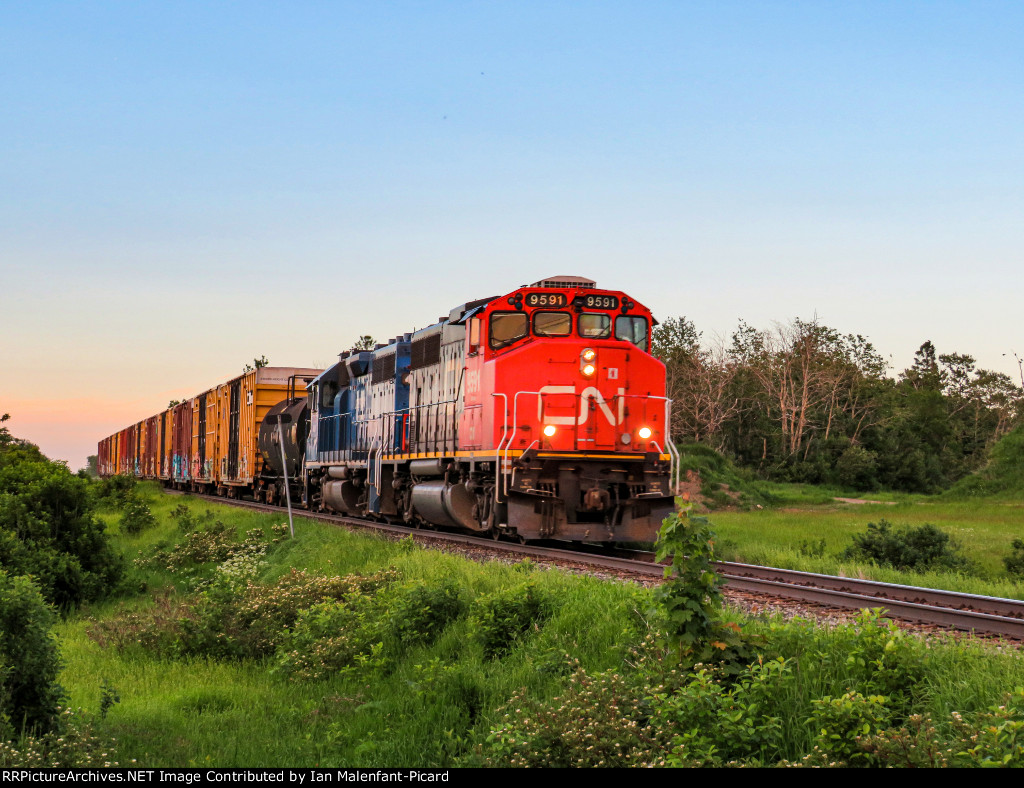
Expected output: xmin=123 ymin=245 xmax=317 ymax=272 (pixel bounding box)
xmin=674 ymin=469 xmax=744 ymax=511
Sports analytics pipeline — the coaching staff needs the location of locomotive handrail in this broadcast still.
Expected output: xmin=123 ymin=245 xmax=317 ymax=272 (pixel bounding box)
xmin=372 ymin=399 xmax=460 ymax=457
xmin=649 ymin=436 xmax=681 ymax=492
xmin=376 ymin=436 xmax=385 ymax=493
xmin=608 ymin=393 xmax=679 ymax=493
xmin=663 ymin=399 xmax=680 ymax=491
xmin=492 ymin=393 xmax=509 ymax=503
xmin=503 ymin=390 xmax=543 ymax=480
xmin=506 ymin=390 xmax=672 ymax=459
xmin=633 ymin=394 xmax=678 ymax=491
xmin=368 ymin=440 xmax=382 ymax=493
xmin=510 ymin=439 xmax=539 ymax=494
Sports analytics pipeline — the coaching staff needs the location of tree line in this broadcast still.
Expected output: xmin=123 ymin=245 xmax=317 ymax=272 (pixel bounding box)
xmin=653 ymin=317 xmax=1024 ymax=492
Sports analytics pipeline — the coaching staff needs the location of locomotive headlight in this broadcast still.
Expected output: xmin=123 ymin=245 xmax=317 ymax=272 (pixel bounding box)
xmin=543 ymin=424 xmax=557 ymax=438
xmin=638 ymin=426 xmax=653 ymax=440
xmin=581 ymin=348 xmax=596 ymax=362
xmin=582 ymin=363 xmax=596 ymax=377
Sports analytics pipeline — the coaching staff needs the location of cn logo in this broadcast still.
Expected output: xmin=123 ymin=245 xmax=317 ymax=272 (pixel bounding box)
xmin=538 ymin=386 xmax=626 ymax=426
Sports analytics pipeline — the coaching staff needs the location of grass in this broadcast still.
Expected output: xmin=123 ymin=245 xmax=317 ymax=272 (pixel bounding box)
xmin=944 ymin=425 xmax=1024 ymax=500
xmin=710 ymin=497 xmax=1024 ymax=597
xmin=31 ymin=481 xmax=1024 ymax=767
xmin=57 ymin=485 xmax=652 ymax=766
xmin=667 ymin=440 xmax=1024 ymax=596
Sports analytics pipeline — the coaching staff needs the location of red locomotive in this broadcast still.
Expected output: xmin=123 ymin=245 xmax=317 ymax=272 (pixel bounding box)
xmin=306 ymin=275 xmax=678 ymax=542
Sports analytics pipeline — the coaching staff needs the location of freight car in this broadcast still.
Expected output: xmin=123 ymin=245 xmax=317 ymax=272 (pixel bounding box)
xmin=99 ymin=366 xmax=321 ymax=499
xmin=99 ymin=276 xmax=680 ymax=544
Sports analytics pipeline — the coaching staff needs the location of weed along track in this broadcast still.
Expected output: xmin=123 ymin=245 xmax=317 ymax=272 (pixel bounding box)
xmin=168 ymin=489 xmax=1024 ymax=642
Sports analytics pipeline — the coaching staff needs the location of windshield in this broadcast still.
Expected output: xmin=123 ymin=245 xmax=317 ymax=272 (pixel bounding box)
xmin=578 ymin=313 xmax=611 ymax=339
xmin=533 ymin=311 xmax=571 ymax=337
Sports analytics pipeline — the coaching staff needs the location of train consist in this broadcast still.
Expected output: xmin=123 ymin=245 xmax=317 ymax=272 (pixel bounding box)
xmin=99 ymin=276 xmax=679 ymax=542
xmin=97 ymin=366 xmax=322 ymax=499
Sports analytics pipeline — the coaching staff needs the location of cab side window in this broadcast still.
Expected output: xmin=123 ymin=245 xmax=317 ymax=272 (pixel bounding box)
xmin=320 ymin=380 xmax=339 ymax=410
xmin=489 ymin=312 xmax=529 ymax=349
xmin=615 ymin=316 xmax=648 ymax=349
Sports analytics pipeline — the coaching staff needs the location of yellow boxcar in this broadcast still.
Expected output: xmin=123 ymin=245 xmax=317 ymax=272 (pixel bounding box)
xmin=191 ymin=388 xmax=218 ymax=485
xmin=214 ymin=366 xmax=320 ymax=492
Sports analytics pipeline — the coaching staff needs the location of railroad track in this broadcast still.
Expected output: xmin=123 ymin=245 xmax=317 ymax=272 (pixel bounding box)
xmin=165 ymin=489 xmax=1024 ymax=640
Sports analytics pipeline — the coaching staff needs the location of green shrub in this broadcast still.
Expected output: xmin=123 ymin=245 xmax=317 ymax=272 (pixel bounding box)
xmin=1004 ymin=539 xmax=1024 ymax=578
xmin=270 ymin=572 xmax=467 ymax=682
xmin=85 ymin=591 xmax=192 ymax=654
xmin=178 ymin=568 xmax=399 ymax=660
xmin=651 ymin=659 xmax=791 ymax=766
xmin=119 ymin=494 xmax=155 ymax=535
xmin=94 ymin=474 xmax=136 ymax=508
xmin=479 ymin=657 xmax=792 ymax=768
xmin=149 ymin=521 xmax=238 ymax=569
xmin=837 ymin=611 xmax=924 ymax=710
xmin=808 ymin=691 xmax=891 ymax=765
xmin=840 ymin=520 xmax=972 ymax=572
xmin=138 ymin=522 xmax=289 ymax=574
xmin=835 ymin=445 xmax=879 ymax=491
xmin=0 ymin=454 xmax=124 ymax=609
xmin=958 ymin=688 xmax=1024 ymax=767
xmin=92 ymin=567 xmax=402 ymax=662
xmin=653 ymin=505 xmax=726 ymax=663
xmin=0 ymin=707 xmax=122 ymax=767
xmin=385 ymin=580 xmax=465 ymax=646
xmin=859 ymin=691 xmax=1024 ymax=767
xmin=797 ymin=539 xmax=827 ymax=558
xmin=0 ymin=661 xmax=10 ymax=742
xmin=469 ymin=581 xmax=553 ymax=659
xmin=0 ymin=571 xmax=63 ymax=734
xmin=168 ymin=503 xmax=214 ymax=534
xmin=477 ymin=668 xmax=667 ymax=767
xmin=858 ymin=714 xmax=954 ymax=767
xmin=274 ymin=596 xmax=384 ymax=681
xmin=766 ymin=609 xmax=926 ymax=717
xmin=136 ymin=519 xmax=286 ymax=573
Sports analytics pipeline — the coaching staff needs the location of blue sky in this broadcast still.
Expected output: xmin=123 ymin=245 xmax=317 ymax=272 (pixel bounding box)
xmin=1 ymin=2 xmax=1022 ymax=468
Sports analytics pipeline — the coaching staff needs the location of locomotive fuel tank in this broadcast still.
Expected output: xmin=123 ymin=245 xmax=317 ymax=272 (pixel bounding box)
xmin=409 ymin=479 xmax=482 ymax=531
xmin=321 ymin=477 xmax=365 ymax=515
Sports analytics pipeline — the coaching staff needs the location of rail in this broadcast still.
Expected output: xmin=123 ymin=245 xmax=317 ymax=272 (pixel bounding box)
xmin=162 ymin=488 xmax=1024 ymax=640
